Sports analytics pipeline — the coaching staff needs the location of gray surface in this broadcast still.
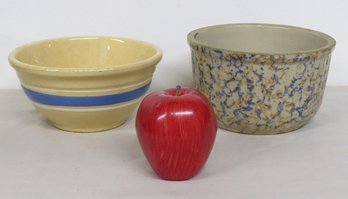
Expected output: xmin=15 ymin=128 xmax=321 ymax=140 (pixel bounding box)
xmin=0 ymin=87 xmax=347 ymax=198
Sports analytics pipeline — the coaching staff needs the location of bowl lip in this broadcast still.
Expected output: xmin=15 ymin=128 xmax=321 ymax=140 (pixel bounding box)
xmin=9 ymin=36 xmax=162 ymax=76
xmin=187 ymin=23 xmax=336 ymax=55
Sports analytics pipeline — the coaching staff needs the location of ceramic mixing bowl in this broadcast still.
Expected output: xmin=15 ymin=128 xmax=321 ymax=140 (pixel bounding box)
xmin=9 ymin=36 xmax=162 ymax=132
xmin=188 ymin=23 xmax=335 ymax=134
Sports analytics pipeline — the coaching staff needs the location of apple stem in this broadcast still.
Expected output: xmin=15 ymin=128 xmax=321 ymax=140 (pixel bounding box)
xmin=176 ymin=85 xmax=181 ymax=96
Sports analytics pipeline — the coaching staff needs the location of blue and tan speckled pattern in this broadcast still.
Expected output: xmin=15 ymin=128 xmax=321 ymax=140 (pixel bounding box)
xmin=190 ymin=45 xmax=334 ymax=134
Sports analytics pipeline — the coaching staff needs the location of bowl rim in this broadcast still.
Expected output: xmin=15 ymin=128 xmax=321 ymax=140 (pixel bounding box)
xmin=9 ymin=36 xmax=162 ymax=76
xmin=187 ymin=23 xmax=336 ymax=55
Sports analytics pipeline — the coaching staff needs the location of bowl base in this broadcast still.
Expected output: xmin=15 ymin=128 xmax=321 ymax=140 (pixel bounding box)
xmin=32 ymin=100 xmax=138 ymax=133
xmin=218 ymin=121 xmax=308 ymax=135
xmin=52 ymin=120 xmax=127 ymax=133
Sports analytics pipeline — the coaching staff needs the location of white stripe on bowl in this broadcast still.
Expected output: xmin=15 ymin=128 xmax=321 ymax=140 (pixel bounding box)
xmin=21 ymin=78 xmax=152 ymax=95
xmin=32 ymin=98 xmax=141 ymax=112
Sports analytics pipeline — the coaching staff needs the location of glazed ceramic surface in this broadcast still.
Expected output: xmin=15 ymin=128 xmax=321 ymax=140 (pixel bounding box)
xmin=9 ymin=36 xmax=162 ymax=132
xmin=188 ymin=24 xmax=335 ymax=134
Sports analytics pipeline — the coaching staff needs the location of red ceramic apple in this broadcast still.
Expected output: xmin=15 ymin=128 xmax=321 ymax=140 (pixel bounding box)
xmin=135 ymin=86 xmax=217 ymax=180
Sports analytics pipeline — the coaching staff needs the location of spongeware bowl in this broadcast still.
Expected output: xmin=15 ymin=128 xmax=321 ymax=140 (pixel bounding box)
xmin=188 ymin=23 xmax=335 ymax=134
xmin=9 ymin=36 xmax=162 ymax=132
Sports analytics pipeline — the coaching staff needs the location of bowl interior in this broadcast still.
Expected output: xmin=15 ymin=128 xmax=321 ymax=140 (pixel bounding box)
xmin=191 ymin=24 xmax=334 ymax=54
xmin=14 ymin=37 xmax=159 ymax=68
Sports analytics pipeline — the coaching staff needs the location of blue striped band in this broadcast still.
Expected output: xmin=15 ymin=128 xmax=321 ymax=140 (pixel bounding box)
xmin=22 ymin=83 xmax=150 ymax=107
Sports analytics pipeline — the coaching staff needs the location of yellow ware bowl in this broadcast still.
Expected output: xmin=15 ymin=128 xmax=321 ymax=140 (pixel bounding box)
xmin=9 ymin=36 xmax=162 ymax=132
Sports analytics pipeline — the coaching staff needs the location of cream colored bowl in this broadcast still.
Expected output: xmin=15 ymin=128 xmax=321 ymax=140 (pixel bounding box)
xmin=188 ymin=24 xmax=335 ymax=134
xmin=9 ymin=36 xmax=162 ymax=132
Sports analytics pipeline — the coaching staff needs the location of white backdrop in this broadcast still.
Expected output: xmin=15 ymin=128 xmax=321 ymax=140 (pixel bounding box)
xmin=1 ymin=0 xmax=347 ymax=89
